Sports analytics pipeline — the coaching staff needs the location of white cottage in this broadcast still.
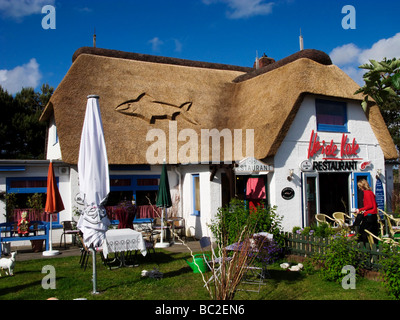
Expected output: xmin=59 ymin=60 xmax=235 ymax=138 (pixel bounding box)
xmin=2 ymin=46 xmax=397 ymax=245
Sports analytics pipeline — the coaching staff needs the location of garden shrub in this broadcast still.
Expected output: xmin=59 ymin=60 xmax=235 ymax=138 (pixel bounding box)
xmin=210 ymin=198 xmax=284 ymax=248
xmin=317 ymin=233 xmax=365 ymax=283
xmin=380 ymin=244 xmax=400 ymax=300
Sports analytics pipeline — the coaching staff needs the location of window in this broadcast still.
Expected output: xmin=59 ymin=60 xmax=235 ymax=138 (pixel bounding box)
xmin=7 ymin=177 xmax=48 ymax=194
xmin=192 ymin=174 xmax=200 ymax=216
xmin=107 ymin=174 xmax=160 ymax=207
xmin=316 ymin=99 xmax=347 ymax=132
xmin=53 ymin=126 xmax=58 ymax=146
xmin=6 ymin=177 xmax=59 ymax=223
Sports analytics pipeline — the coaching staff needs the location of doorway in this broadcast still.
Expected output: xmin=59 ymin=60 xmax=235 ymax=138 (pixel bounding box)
xmin=319 ymin=172 xmax=350 ymax=215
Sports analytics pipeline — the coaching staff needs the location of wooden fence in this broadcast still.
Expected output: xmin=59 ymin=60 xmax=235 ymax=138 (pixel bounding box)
xmin=284 ymin=232 xmax=388 ymax=270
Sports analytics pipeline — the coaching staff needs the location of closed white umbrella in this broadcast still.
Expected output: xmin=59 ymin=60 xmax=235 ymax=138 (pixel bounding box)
xmin=77 ymin=95 xmax=110 ymax=294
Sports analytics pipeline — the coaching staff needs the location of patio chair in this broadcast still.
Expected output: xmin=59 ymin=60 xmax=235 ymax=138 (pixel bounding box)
xmin=169 ymin=217 xmax=185 ymax=242
xmin=77 ymin=233 xmax=90 ymax=271
xmin=237 ymin=235 xmax=269 ymax=293
xmin=364 ymin=229 xmax=399 ymax=247
xmin=332 ymin=212 xmax=352 ymax=230
xmin=199 ymin=236 xmax=232 ymax=286
xmin=77 ymin=233 xmax=113 ymax=270
xmin=59 ymin=220 xmax=80 ymax=249
xmin=141 ymin=227 xmax=160 ymax=257
xmin=315 ymin=213 xmax=337 ymax=227
xmin=380 ymin=209 xmax=400 ymax=239
xmin=376 ymin=213 xmax=386 ymax=237
xmin=152 ymin=217 xmax=168 ymax=241
xmin=239 ymin=265 xmax=266 ymax=293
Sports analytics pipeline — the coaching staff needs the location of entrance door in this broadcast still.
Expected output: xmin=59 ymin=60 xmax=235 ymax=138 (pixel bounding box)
xmin=303 ymin=173 xmax=319 ymax=227
xmin=353 ymin=173 xmax=372 ymax=209
xmin=319 ymin=173 xmax=350 ymax=215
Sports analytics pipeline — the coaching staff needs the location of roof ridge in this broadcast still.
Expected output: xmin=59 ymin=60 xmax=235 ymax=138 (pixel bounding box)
xmin=233 ymin=49 xmax=332 ymax=83
xmin=72 ymin=47 xmax=253 ymax=73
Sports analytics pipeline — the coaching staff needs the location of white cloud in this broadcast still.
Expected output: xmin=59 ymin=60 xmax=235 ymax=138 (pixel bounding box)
xmin=174 ymin=39 xmax=183 ymax=53
xmin=203 ymin=0 xmax=274 ymax=19
xmin=330 ymin=33 xmax=400 ymax=85
xmin=358 ymin=33 xmax=400 ymax=65
xmin=330 ymin=43 xmax=360 ymax=66
xmin=148 ymin=37 xmax=164 ymax=52
xmin=0 ymin=0 xmax=54 ymax=18
xmin=0 ymin=58 xmax=42 ymax=94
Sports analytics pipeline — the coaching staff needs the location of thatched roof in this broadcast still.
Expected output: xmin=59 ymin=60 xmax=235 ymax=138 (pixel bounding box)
xmin=40 ymin=47 xmax=398 ymax=164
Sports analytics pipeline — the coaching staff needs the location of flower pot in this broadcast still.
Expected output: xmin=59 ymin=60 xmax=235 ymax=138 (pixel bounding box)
xmin=31 ymin=239 xmax=44 ymax=252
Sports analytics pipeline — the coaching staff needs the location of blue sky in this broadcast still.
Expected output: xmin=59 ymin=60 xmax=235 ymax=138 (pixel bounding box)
xmin=0 ymin=0 xmax=399 ymax=94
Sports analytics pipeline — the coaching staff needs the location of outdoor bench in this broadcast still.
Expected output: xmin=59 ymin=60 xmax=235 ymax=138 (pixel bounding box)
xmin=0 ymin=221 xmax=49 ymax=257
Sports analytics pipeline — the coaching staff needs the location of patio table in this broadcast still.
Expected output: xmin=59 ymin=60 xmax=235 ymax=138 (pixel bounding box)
xmin=225 ymin=233 xmax=273 ymax=292
xmin=102 ymin=228 xmax=147 ymax=267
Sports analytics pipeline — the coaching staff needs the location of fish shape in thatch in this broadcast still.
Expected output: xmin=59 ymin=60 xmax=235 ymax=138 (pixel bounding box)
xmin=115 ymin=92 xmax=199 ymax=125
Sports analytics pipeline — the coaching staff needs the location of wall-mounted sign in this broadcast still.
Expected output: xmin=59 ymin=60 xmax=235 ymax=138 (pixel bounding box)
xmin=281 ymin=187 xmax=295 ymax=200
xmin=300 ymin=159 xmax=361 ymax=172
xmin=375 ymin=178 xmax=385 ymax=212
xmin=307 ymin=130 xmax=361 ymax=160
xmin=360 ymin=161 xmax=372 ymax=171
xmin=300 ymin=160 xmax=313 ymax=172
xmin=235 ymin=157 xmax=274 ymax=175
xmin=313 ymin=160 xmax=358 ymax=171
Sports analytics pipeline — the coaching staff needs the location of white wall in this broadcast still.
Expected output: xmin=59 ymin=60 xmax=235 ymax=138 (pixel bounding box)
xmin=179 ymin=165 xmax=221 ymax=240
xmin=272 ymin=95 xmax=386 ymax=231
xmin=46 ymin=116 xmax=62 ymax=161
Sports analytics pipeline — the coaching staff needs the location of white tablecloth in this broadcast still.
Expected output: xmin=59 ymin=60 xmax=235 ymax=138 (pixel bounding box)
xmin=102 ymin=228 xmax=147 ymax=258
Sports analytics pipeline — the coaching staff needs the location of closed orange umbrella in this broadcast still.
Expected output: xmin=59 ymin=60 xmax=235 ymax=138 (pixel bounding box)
xmin=43 ymin=160 xmax=64 ymax=256
xmin=45 ymin=161 xmax=64 ymax=214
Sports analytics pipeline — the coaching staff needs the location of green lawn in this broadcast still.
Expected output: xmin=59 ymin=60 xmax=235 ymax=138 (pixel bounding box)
xmin=0 ymin=250 xmax=393 ymax=300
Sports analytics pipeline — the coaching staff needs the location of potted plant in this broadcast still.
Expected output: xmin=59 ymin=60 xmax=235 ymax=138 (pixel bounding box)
xmin=3 ymin=192 xmax=17 ymax=222
xmin=27 ymin=193 xmax=45 ymax=252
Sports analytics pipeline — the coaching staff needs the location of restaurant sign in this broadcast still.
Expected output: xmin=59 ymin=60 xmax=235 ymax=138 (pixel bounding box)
xmin=235 ymin=157 xmax=273 ymax=175
xmin=301 ymin=130 xmax=366 ymax=172
xmin=307 ymin=130 xmax=360 ymax=160
xmin=300 ymin=159 xmax=373 ymax=172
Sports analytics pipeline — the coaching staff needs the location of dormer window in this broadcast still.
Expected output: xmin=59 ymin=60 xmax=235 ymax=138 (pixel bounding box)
xmin=316 ymin=99 xmax=348 ymax=132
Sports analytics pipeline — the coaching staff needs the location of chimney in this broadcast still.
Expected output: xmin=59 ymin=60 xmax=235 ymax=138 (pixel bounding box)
xmin=93 ymin=28 xmax=96 ymax=48
xmin=253 ymin=53 xmax=275 ymax=69
xmin=299 ymin=28 xmax=304 ymax=51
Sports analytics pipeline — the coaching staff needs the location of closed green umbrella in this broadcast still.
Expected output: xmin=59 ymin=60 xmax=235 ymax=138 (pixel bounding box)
xmin=156 ymin=161 xmax=172 ymax=247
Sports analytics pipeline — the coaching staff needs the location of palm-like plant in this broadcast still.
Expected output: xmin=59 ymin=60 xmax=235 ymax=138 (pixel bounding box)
xmin=355 ymin=58 xmax=400 ymax=151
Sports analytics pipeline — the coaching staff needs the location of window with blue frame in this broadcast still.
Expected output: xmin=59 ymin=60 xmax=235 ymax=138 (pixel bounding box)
xmin=192 ymin=174 xmax=200 ymax=216
xmin=316 ymin=99 xmax=348 ymax=132
xmin=6 ymin=177 xmax=60 ymax=223
xmin=108 ymin=175 xmax=160 ymax=206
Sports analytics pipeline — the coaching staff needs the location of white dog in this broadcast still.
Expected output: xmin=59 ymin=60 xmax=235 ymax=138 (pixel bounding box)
xmin=0 ymin=251 xmax=17 ymax=276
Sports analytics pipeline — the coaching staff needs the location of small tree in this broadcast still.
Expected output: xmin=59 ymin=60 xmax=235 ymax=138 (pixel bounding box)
xmin=355 ymin=58 xmax=400 ymax=151
xmin=27 ymin=193 xmax=45 ymax=220
xmin=210 ymin=198 xmax=283 ymax=247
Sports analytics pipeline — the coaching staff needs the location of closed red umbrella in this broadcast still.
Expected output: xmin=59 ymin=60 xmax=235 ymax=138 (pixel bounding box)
xmin=43 ymin=160 xmax=65 ymax=256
